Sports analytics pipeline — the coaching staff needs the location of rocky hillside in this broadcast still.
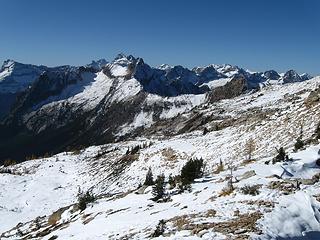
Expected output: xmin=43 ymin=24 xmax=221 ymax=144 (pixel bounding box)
xmin=1 ymin=75 xmax=320 ymax=239
xmin=0 ymin=55 xmax=313 ymax=164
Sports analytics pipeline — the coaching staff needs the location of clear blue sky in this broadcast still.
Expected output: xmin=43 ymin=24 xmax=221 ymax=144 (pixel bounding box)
xmin=0 ymin=0 xmax=319 ymax=74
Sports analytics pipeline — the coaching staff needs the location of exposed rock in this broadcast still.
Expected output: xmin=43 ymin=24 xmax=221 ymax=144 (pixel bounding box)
xmin=305 ymin=86 xmax=320 ymax=106
xmin=207 ymin=75 xmax=248 ymax=103
xmin=282 ymin=70 xmax=302 ymax=83
xmin=264 ymin=70 xmax=280 ymax=80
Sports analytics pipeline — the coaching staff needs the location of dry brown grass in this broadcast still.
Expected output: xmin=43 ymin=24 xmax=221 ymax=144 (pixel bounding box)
xmin=202 ymin=209 xmax=216 ymax=218
xmin=168 ymin=211 xmax=262 ymax=238
xmin=170 ymin=214 xmax=193 ymax=231
xmin=174 ymin=217 xmax=189 ymax=231
xmin=205 ymin=195 xmax=217 ymax=203
xmin=241 ymin=159 xmax=256 ymax=166
xmin=213 ymin=164 xmax=224 ymax=174
xmin=48 ymin=208 xmax=66 ymax=225
xmin=239 ymin=200 xmax=275 ymax=209
xmin=48 ymin=211 xmax=62 ymax=226
xmin=48 ymin=206 xmax=71 ymax=225
xmin=162 ymin=148 xmax=178 ymax=162
xmin=219 ymin=186 xmax=235 ymax=197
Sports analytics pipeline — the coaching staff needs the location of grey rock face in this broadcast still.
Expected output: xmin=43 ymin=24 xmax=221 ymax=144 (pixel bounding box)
xmin=207 ymin=75 xmax=248 ymax=103
xmin=282 ymin=70 xmax=302 ymax=83
xmin=264 ymin=70 xmax=280 ymax=80
xmin=0 ymin=60 xmax=48 ymax=119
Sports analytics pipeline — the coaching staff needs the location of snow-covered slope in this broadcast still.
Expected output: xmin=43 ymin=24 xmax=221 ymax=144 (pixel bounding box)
xmin=1 ymin=76 xmax=320 ymax=239
xmin=0 ymin=60 xmax=47 ymax=94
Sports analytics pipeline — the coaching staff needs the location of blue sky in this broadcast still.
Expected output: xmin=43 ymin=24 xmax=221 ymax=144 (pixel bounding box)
xmin=0 ymin=0 xmax=319 ymax=74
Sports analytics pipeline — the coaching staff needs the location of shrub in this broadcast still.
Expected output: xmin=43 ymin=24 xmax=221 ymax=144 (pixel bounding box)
xmin=26 ymin=154 xmax=38 ymax=161
xmin=273 ymin=147 xmax=289 ymax=164
xmin=151 ymin=220 xmax=166 ymax=237
xmin=178 ymin=182 xmax=192 ymax=193
xmin=203 ymin=127 xmax=209 ymax=135
xmin=78 ymin=190 xmax=95 ymax=211
xmin=144 ymin=167 xmax=154 ymax=186
xmin=244 ymin=138 xmax=256 ymax=161
xmin=294 ymin=138 xmax=304 ymax=151
xmin=240 ymin=184 xmax=260 ymax=196
xmin=152 ymin=174 xmax=166 ymax=201
xmin=168 ymin=174 xmax=176 ymax=189
xmin=214 ymin=159 xmax=224 ymax=174
xmin=168 ymin=174 xmax=191 ymax=192
xmin=219 ymin=186 xmax=234 ymax=196
xmin=180 ymin=158 xmax=204 ymax=185
xmin=3 ymin=159 xmax=17 ymax=167
xmin=72 ymin=149 xmax=81 ymax=155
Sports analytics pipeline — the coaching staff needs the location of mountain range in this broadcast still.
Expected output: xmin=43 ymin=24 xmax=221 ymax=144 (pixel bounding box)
xmin=0 ymin=54 xmax=313 ymax=163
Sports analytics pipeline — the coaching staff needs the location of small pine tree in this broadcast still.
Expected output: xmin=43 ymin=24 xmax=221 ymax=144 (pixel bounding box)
xmin=294 ymin=138 xmax=304 ymax=151
xmin=180 ymin=158 xmax=204 ymax=185
xmin=131 ymin=145 xmax=140 ymax=155
xmin=152 ymin=174 xmax=165 ymax=201
xmin=144 ymin=167 xmax=154 ymax=186
xmin=78 ymin=190 xmax=95 ymax=211
xmin=168 ymin=174 xmax=176 ymax=189
xmin=273 ymin=147 xmax=288 ymax=164
xmin=125 ymin=148 xmax=130 ymax=155
xmin=151 ymin=220 xmax=166 ymax=237
xmin=203 ymin=127 xmax=209 ymax=135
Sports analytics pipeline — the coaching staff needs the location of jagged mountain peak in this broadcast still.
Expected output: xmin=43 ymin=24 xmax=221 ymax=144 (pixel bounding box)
xmin=282 ymin=69 xmax=303 ymax=83
xmin=264 ymin=70 xmax=281 ymax=80
xmin=113 ymin=53 xmax=138 ymax=64
xmin=1 ymin=59 xmax=16 ymax=69
xmin=301 ymin=73 xmax=313 ymax=81
xmin=86 ymin=59 xmax=108 ymax=71
xmin=158 ymin=64 xmax=172 ymax=71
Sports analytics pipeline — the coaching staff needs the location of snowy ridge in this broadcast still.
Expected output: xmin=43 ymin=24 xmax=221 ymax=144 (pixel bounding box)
xmin=0 ymin=60 xmax=47 ymax=94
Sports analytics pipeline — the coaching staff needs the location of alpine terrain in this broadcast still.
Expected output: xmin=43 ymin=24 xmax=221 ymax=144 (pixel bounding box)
xmin=1 ymin=54 xmax=320 ymax=240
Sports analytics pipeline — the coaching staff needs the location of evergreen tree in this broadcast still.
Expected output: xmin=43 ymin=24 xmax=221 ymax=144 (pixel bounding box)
xmin=78 ymin=190 xmax=95 ymax=211
xmin=152 ymin=174 xmax=165 ymax=201
xmin=273 ymin=147 xmax=288 ymax=163
xmin=203 ymin=127 xmax=209 ymax=135
xmin=144 ymin=167 xmax=154 ymax=186
xmin=180 ymin=158 xmax=204 ymax=185
xmin=294 ymin=138 xmax=304 ymax=151
xmin=168 ymin=174 xmax=176 ymax=189
xmin=151 ymin=220 xmax=166 ymax=237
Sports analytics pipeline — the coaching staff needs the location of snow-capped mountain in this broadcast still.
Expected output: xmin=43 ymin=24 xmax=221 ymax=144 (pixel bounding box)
xmin=0 ymin=54 xmax=313 ymax=164
xmin=0 ymin=60 xmax=47 ymax=119
xmin=0 ymin=60 xmax=48 ymax=94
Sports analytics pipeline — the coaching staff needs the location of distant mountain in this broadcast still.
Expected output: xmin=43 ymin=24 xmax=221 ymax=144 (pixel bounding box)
xmin=0 ymin=60 xmax=48 ymax=119
xmin=0 ymin=54 xmax=313 ymax=162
